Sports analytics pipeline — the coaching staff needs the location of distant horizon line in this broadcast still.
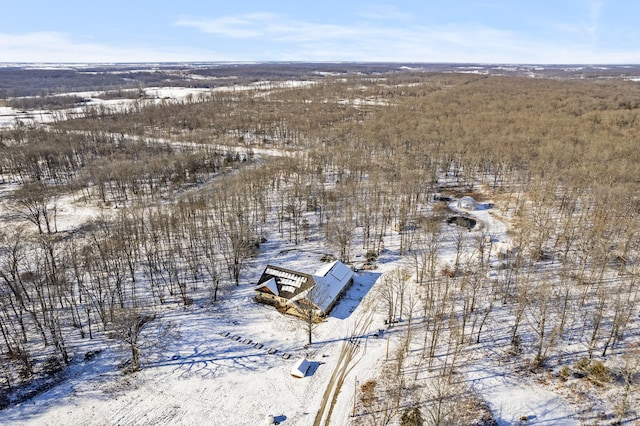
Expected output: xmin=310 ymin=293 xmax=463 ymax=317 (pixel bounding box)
xmin=1 ymin=61 xmax=639 ymax=67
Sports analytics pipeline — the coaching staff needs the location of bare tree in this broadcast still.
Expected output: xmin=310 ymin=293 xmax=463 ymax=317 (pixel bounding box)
xmin=615 ymin=348 xmax=640 ymax=424
xmin=109 ymin=308 xmax=156 ymax=372
xmin=10 ymin=182 xmax=59 ymax=234
xmin=297 ymin=284 xmax=331 ymax=346
xmin=327 ymin=213 xmax=354 ymax=264
xmin=422 ymin=373 xmax=465 ymax=426
xmin=378 ymin=268 xmax=410 ymax=326
xmin=524 ymin=276 xmax=557 ymax=366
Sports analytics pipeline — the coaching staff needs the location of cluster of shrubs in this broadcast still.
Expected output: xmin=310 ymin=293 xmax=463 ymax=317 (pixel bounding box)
xmin=559 ymin=357 xmax=611 ymax=386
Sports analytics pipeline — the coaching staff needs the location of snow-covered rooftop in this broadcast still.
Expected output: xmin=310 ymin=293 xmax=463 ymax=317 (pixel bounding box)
xmin=457 ymin=195 xmax=478 ymax=210
xmin=310 ymin=261 xmax=354 ymax=313
xmin=256 ymin=261 xmax=354 ymax=315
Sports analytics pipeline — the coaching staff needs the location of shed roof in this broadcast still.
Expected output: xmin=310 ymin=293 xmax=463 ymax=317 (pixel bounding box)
xmin=290 ymin=358 xmax=311 ymax=378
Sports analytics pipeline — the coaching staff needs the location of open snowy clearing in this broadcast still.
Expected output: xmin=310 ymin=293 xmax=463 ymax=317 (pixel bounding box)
xmin=0 ymin=81 xmax=316 ymax=129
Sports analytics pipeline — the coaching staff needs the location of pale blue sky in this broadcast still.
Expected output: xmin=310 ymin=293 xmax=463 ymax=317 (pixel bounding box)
xmin=1 ymin=1 xmax=638 ymax=63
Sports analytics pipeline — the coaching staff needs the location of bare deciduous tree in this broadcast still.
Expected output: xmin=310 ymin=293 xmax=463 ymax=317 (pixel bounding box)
xmin=10 ymin=182 xmax=59 ymax=234
xmin=109 ymin=308 xmax=156 ymax=372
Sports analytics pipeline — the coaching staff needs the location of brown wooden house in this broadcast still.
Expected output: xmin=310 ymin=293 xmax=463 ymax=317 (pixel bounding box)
xmin=255 ymin=261 xmax=354 ymax=319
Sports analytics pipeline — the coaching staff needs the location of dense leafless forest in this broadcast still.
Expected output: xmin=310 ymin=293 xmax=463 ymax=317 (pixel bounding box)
xmin=1 ymin=63 xmax=640 ymax=423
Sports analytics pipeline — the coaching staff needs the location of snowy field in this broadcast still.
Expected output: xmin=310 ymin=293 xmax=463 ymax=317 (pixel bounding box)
xmin=0 ymin=82 xmax=315 ymax=129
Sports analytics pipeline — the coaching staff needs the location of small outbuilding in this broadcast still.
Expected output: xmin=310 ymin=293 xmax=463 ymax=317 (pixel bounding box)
xmin=290 ymin=358 xmax=311 ymax=378
xmin=457 ymin=196 xmax=478 ymax=211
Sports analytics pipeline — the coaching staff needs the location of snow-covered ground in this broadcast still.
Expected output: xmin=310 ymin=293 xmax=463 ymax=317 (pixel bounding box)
xmin=0 ymin=246 xmax=386 ymax=425
xmin=1 ymin=83 xmax=620 ymax=425
xmin=444 ymin=202 xmax=580 ymax=426
xmin=0 ymin=189 xmax=585 ymax=425
xmin=0 ymin=88 xmax=202 ymax=128
xmin=467 ymin=363 xmax=579 ymax=426
xmin=0 ymin=81 xmax=316 ymax=129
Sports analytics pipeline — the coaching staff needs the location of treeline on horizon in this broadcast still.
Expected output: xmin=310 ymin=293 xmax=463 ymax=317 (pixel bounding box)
xmin=2 ymin=62 xmax=639 ymax=97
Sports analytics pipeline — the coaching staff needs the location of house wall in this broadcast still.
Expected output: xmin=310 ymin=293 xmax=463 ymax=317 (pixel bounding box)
xmin=255 ymin=292 xmax=289 ymax=309
xmin=256 ymin=277 xmax=355 ymax=317
xmin=255 ymin=292 xmax=324 ymax=322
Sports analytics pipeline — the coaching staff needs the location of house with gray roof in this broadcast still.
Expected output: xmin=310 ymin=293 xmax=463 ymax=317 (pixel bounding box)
xmin=255 ymin=261 xmax=354 ymax=320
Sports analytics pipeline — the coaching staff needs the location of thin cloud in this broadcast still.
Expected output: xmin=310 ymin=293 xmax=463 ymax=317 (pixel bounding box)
xmin=2 ymin=13 xmax=638 ymax=64
xmin=175 ymin=13 xmax=518 ymax=47
xmin=174 ymin=12 xmax=640 ymax=63
xmin=172 ymin=14 xmax=515 ymax=61
xmin=357 ymin=5 xmax=414 ymax=22
xmin=586 ymin=0 xmax=603 ymax=40
xmin=174 ymin=14 xmax=270 ymax=38
xmin=538 ymin=0 xmax=604 ymax=45
xmin=175 ymin=14 xmax=358 ymax=42
xmin=0 ymin=32 xmax=227 ymax=63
